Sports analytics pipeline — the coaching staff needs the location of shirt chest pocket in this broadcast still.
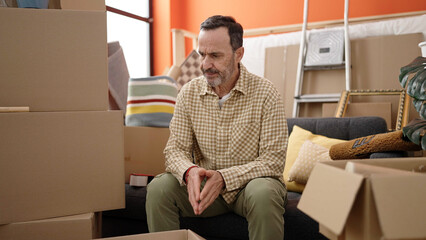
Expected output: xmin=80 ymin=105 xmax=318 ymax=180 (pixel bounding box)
xmin=230 ymin=122 xmax=260 ymax=161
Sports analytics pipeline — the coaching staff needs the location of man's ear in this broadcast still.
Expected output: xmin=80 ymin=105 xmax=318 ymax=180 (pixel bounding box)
xmin=235 ymin=47 xmax=244 ymax=62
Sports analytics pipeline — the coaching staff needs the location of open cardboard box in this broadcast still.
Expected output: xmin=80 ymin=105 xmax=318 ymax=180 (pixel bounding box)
xmin=98 ymin=229 xmax=205 ymax=240
xmin=298 ymin=157 xmax=426 ymax=240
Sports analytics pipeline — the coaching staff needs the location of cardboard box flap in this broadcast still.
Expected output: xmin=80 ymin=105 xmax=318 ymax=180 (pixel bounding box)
xmin=19 ymin=213 xmax=94 ymax=223
xmin=61 ymin=0 xmax=105 ymax=11
xmin=49 ymin=0 xmax=106 ymax=10
xmin=371 ymin=174 xmax=426 ymax=239
xmin=187 ymin=230 xmax=205 ymax=240
xmin=97 ymin=229 xmax=205 ymax=239
xmin=298 ymin=162 xmax=364 ymax=235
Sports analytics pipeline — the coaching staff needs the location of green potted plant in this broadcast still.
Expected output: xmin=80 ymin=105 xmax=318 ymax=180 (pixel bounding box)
xmin=398 ymin=53 xmax=426 ymax=150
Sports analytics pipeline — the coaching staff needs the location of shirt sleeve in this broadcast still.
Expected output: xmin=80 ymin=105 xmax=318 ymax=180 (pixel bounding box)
xmin=164 ymin=89 xmax=196 ymax=185
xmin=218 ymin=88 xmax=288 ymax=192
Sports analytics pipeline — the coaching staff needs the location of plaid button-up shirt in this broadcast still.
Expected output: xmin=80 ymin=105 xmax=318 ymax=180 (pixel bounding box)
xmin=164 ymin=64 xmax=288 ymax=204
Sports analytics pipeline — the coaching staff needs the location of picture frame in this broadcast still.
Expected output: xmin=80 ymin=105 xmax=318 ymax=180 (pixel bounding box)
xmin=335 ymin=89 xmax=410 ymax=131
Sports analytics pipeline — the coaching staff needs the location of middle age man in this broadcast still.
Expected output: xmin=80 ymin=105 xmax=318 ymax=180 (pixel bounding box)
xmin=146 ymin=15 xmax=288 ymax=240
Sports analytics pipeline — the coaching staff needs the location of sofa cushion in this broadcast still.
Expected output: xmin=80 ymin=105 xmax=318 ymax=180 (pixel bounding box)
xmin=286 ymin=117 xmax=388 ymax=140
xmin=288 ymin=140 xmax=332 ymax=184
xmin=284 ymin=125 xmax=347 ymax=192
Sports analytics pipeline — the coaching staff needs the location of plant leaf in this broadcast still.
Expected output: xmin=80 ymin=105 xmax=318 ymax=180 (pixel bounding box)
xmin=406 ymin=68 xmax=426 ymax=100
xmin=402 ymin=119 xmax=426 ymax=150
xmin=412 ymin=99 xmax=426 ymax=120
xmin=399 ymin=56 xmax=426 ymax=88
xmin=410 ymin=126 xmax=425 ymax=145
xmin=403 ymin=119 xmax=424 ymax=139
xmin=420 ymin=101 xmax=426 ymax=120
xmin=401 ymin=74 xmax=410 ymax=88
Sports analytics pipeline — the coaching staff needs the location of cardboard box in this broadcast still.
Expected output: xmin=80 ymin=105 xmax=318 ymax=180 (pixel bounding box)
xmin=5 ymin=0 xmax=105 ymax=10
xmin=322 ymin=102 xmax=392 ymax=129
xmin=0 ymin=213 xmax=101 ymax=240
xmin=0 ymin=111 xmax=124 ymax=224
xmin=0 ymin=8 xmax=108 ymax=112
xmin=124 ymin=126 xmax=170 ymax=183
xmin=49 ymin=0 xmax=106 ymax=10
xmin=98 ymin=229 xmax=205 ymax=240
xmin=298 ymin=157 xmax=426 ymax=240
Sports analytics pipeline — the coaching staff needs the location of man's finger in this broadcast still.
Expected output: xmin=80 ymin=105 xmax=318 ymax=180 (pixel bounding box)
xmin=198 ymin=190 xmax=215 ymax=213
xmin=186 ymin=167 xmax=208 ymax=215
xmin=187 ymin=182 xmax=199 ymax=213
xmin=198 ymin=170 xmax=224 ymax=214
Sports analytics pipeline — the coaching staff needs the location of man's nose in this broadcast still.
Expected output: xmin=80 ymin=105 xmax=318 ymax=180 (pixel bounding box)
xmin=202 ymin=56 xmax=213 ymax=69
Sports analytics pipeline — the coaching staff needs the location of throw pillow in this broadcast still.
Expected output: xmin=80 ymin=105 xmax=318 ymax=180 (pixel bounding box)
xmin=125 ymin=76 xmax=178 ymax=128
xmin=176 ymin=50 xmax=202 ymax=90
xmin=283 ymin=125 xmax=347 ymax=192
xmin=329 ymin=130 xmax=422 ymax=160
xmin=288 ymin=140 xmax=332 ymax=184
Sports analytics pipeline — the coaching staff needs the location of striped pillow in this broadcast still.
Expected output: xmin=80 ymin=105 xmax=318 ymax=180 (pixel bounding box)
xmin=125 ymin=76 xmax=177 ymax=127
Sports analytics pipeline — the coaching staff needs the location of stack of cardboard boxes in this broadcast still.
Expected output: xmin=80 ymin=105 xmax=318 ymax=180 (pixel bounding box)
xmin=0 ymin=0 xmax=125 ymax=239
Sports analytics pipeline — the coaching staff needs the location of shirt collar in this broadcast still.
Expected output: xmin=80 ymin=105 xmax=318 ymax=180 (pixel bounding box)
xmin=199 ymin=63 xmax=249 ymax=96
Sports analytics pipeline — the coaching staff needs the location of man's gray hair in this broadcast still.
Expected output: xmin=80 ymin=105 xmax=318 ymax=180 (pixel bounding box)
xmin=200 ymin=15 xmax=243 ymax=51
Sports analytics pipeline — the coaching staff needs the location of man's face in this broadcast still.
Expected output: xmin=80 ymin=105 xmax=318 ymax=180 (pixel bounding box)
xmin=197 ymin=27 xmax=241 ymax=88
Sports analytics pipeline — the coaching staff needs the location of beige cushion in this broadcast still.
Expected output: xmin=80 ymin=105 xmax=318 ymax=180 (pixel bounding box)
xmin=288 ymin=140 xmax=332 ymax=184
xmin=283 ymin=125 xmax=347 ymax=193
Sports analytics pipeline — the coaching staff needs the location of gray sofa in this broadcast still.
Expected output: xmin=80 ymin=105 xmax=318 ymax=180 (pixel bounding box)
xmin=102 ymin=116 xmax=403 ymax=240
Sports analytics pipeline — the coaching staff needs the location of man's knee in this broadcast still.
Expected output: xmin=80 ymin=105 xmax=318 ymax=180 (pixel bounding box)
xmin=244 ymin=178 xmax=287 ymax=212
xmin=147 ymin=173 xmax=180 ymax=202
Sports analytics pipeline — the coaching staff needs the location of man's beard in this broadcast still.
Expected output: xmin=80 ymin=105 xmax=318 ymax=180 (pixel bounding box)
xmin=203 ymin=68 xmax=223 ymax=87
xmin=202 ymin=59 xmax=234 ymax=88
